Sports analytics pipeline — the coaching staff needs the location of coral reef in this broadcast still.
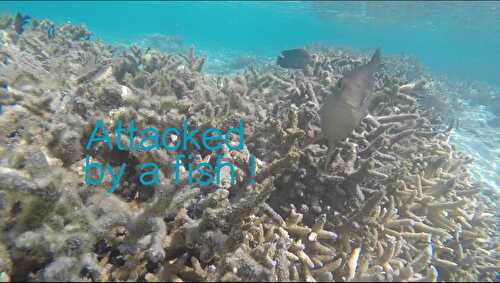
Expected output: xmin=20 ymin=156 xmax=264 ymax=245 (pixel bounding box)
xmin=0 ymin=14 xmax=498 ymax=282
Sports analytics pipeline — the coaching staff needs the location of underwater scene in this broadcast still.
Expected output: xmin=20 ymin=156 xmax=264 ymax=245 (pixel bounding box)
xmin=0 ymin=1 xmax=498 ymax=282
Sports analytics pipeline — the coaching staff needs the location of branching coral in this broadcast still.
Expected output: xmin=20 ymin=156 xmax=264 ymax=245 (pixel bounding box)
xmin=0 ymin=14 xmax=497 ymax=282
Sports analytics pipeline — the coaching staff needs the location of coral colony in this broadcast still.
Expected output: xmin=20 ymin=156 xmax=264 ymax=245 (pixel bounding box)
xmin=0 ymin=13 xmax=498 ymax=282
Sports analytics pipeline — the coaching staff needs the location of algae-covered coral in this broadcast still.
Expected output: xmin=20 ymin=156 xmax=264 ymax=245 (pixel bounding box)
xmin=0 ymin=14 xmax=498 ymax=282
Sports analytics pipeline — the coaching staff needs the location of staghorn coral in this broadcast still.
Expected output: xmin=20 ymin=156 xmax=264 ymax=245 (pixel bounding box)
xmin=0 ymin=14 xmax=497 ymax=282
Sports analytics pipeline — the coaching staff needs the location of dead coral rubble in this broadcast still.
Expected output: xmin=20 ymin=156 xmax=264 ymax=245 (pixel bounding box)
xmin=0 ymin=15 xmax=498 ymax=282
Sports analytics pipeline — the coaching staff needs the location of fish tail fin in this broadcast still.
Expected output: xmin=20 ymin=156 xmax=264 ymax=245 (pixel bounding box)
xmin=276 ymin=56 xmax=283 ymax=66
xmin=370 ymin=48 xmax=381 ymax=66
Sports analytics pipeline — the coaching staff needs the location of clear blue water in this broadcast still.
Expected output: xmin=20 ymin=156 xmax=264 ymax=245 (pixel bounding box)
xmin=1 ymin=1 xmax=500 ymax=86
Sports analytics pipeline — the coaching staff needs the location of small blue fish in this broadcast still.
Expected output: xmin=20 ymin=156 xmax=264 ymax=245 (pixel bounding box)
xmin=48 ymin=24 xmax=56 ymax=39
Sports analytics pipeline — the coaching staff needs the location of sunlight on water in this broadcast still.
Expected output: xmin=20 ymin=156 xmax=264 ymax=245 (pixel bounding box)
xmin=2 ymin=1 xmax=500 ymax=85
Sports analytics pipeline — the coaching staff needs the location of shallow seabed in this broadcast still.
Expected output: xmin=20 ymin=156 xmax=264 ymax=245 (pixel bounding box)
xmin=0 ymin=2 xmax=499 ymax=282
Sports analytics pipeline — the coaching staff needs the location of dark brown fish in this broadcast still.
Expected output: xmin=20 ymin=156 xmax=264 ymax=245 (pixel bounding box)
xmin=320 ymin=49 xmax=381 ymax=143
xmin=14 ymin=13 xmax=31 ymax=35
xmin=277 ymin=48 xmax=312 ymax=69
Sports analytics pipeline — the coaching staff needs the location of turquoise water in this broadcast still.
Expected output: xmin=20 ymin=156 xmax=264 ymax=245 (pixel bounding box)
xmin=2 ymin=1 xmax=500 ymax=86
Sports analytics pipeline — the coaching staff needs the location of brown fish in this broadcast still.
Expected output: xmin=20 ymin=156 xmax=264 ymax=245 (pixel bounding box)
xmin=320 ymin=49 xmax=381 ymax=144
xmin=277 ymin=48 xmax=312 ymax=69
xmin=14 ymin=13 xmax=31 ymax=35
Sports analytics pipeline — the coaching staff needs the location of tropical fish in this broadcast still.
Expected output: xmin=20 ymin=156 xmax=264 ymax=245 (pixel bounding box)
xmin=320 ymin=49 xmax=381 ymax=144
xmin=47 ymin=24 xmax=56 ymax=40
xmin=14 ymin=13 xmax=31 ymax=35
xmin=276 ymin=48 xmax=312 ymax=69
